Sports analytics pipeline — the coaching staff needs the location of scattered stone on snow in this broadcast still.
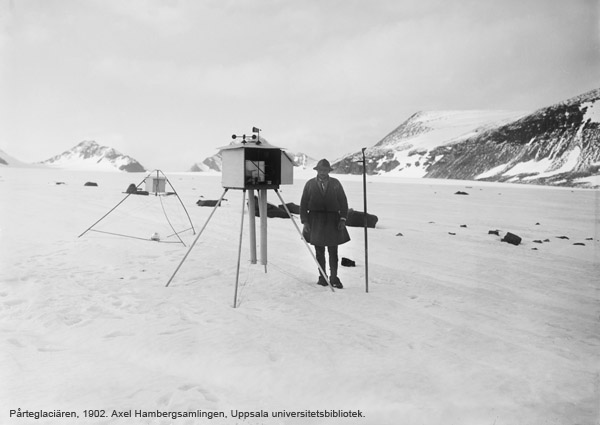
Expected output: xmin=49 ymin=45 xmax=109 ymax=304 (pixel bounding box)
xmin=125 ymin=183 xmax=149 ymax=196
xmin=346 ymin=208 xmax=378 ymax=228
xmin=197 ymin=199 xmax=222 ymax=207
xmin=249 ymin=196 xmax=292 ymax=218
xmin=454 ymin=191 xmax=469 ymax=195
xmin=341 ymin=257 xmax=356 ymax=267
xmin=84 ymin=181 xmax=98 ymax=187
xmin=502 ymin=232 xmax=522 ymax=246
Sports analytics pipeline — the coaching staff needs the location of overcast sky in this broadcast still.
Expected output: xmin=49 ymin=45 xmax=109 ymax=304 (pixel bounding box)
xmin=1 ymin=0 xmax=599 ymax=170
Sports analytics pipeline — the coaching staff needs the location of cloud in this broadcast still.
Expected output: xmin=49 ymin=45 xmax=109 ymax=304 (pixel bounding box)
xmin=1 ymin=0 xmax=598 ymax=169
xmin=93 ymin=54 xmax=288 ymax=100
xmin=96 ymin=0 xmax=193 ymax=36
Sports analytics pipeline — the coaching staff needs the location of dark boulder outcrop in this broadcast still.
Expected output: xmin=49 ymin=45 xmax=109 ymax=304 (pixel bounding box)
xmin=502 ymin=232 xmax=522 ymax=246
xmin=252 ymin=196 xmax=291 ymax=218
xmin=346 ymin=209 xmax=378 ymax=228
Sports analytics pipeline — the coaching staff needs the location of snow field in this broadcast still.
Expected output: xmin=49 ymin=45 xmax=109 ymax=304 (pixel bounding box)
xmin=0 ymin=168 xmax=598 ymax=425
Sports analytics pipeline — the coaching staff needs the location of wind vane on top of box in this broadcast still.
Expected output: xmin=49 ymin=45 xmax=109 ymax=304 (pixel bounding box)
xmin=221 ymin=127 xmax=294 ymax=190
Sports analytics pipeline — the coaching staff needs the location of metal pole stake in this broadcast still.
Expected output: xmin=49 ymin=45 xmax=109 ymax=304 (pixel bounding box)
xmin=233 ymin=190 xmax=247 ymax=308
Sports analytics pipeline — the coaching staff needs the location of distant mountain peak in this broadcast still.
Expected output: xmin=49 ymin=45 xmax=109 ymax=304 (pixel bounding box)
xmin=333 ymin=87 xmax=600 ymax=188
xmin=336 ymin=109 xmax=528 ymax=177
xmin=0 ymin=148 xmax=29 ymax=167
xmin=189 ymin=150 xmax=316 ymax=172
xmin=190 ymin=153 xmax=223 ymax=172
xmin=374 ymin=109 xmax=528 ymax=150
xmin=41 ymin=140 xmax=146 ymax=172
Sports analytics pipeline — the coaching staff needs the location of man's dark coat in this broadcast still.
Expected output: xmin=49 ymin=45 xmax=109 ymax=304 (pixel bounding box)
xmin=300 ymin=177 xmax=351 ymax=247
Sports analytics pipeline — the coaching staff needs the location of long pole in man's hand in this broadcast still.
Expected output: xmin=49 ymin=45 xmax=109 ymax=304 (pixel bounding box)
xmin=362 ymin=148 xmax=369 ymax=293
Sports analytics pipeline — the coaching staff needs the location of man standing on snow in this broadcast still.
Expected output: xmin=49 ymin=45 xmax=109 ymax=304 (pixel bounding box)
xmin=300 ymin=159 xmax=350 ymax=288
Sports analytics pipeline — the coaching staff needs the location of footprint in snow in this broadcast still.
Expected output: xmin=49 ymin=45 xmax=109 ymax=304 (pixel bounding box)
xmin=37 ymin=346 xmax=64 ymax=352
xmin=7 ymin=338 xmax=24 ymax=347
xmin=103 ymin=331 xmax=134 ymax=338
xmin=177 ymin=385 xmax=219 ymax=403
xmin=4 ymin=299 xmax=26 ymax=307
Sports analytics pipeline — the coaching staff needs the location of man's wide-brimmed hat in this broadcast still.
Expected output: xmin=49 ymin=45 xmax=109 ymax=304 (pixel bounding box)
xmin=313 ymin=159 xmax=333 ymax=171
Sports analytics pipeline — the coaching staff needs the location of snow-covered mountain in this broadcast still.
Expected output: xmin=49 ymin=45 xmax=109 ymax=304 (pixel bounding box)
xmin=334 ymin=109 xmax=527 ymax=176
xmin=189 ymin=152 xmax=222 ymax=172
xmin=333 ymin=110 xmax=528 ymax=178
xmin=0 ymin=148 xmax=30 ymax=167
xmin=333 ymin=88 xmax=600 ymax=187
xmin=285 ymin=151 xmax=317 ymax=169
xmin=426 ymin=89 xmax=600 ymax=187
xmin=40 ymin=141 xmax=146 ymax=172
xmin=190 ymin=150 xmax=316 ymax=172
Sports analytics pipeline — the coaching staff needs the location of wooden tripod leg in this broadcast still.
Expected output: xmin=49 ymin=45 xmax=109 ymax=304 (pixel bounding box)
xmin=165 ymin=188 xmax=228 ymax=287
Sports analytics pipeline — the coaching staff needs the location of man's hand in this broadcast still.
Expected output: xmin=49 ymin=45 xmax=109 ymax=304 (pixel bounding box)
xmin=303 ymin=223 xmax=311 ymax=234
xmin=338 ymin=219 xmax=346 ymax=231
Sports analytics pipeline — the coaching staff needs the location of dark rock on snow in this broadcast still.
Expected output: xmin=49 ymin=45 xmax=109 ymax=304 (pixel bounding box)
xmin=502 ymin=232 xmax=522 ymax=246
xmin=346 ymin=209 xmax=378 ymax=228
xmin=341 ymin=257 xmax=356 ymax=267
xmin=197 ymin=199 xmax=222 ymax=207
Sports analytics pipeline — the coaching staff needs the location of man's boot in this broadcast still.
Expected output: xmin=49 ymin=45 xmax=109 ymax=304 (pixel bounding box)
xmin=330 ymin=266 xmax=343 ymax=289
xmin=316 ymin=247 xmax=328 ymax=286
